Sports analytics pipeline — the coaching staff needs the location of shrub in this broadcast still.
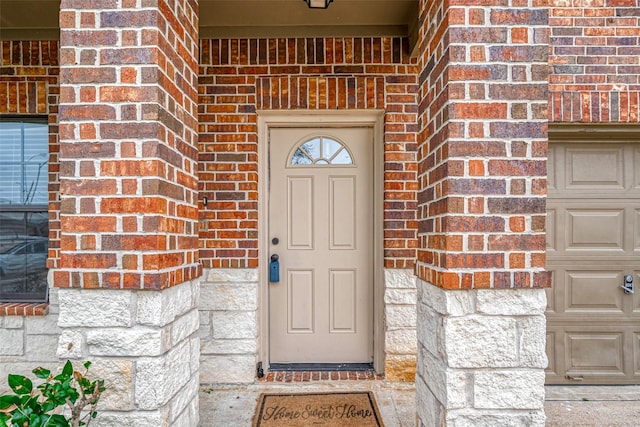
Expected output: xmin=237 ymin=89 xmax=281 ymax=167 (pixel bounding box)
xmin=0 ymin=361 xmax=105 ymax=427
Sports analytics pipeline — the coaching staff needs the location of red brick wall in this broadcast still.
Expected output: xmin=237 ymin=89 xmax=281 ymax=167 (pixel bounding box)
xmin=4 ymin=0 xmax=636 ymax=281
xmin=549 ymin=0 xmax=640 ymax=122
xmin=0 ymin=41 xmax=61 ymax=269
xmin=415 ymin=0 xmax=551 ymax=289
xmin=56 ymin=0 xmax=201 ymax=290
xmin=198 ymin=38 xmax=419 ymax=269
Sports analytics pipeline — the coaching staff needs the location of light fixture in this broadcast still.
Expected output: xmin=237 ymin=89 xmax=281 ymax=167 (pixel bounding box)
xmin=304 ymin=0 xmax=333 ymax=9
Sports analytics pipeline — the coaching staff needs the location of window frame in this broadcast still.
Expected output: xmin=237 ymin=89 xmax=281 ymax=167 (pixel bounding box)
xmin=0 ymin=116 xmax=50 ymax=303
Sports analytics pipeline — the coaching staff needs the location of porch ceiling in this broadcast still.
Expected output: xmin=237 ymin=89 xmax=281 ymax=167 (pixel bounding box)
xmin=0 ymin=0 xmax=418 ymax=40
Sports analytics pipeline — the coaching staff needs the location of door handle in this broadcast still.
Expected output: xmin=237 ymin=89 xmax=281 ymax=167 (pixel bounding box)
xmin=621 ymin=274 xmax=634 ymax=294
xmin=269 ymin=254 xmax=280 ymax=283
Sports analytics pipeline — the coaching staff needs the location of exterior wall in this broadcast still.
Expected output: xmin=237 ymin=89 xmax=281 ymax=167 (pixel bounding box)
xmin=0 ymin=40 xmax=61 ymax=271
xmin=198 ymin=268 xmax=417 ymax=383
xmin=198 ymin=37 xmax=420 ymax=381
xmin=415 ymin=2 xmax=550 ymax=290
xmin=0 ymin=286 xmax=60 ymax=393
xmin=0 ymin=2 xmax=636 ymax=412
xmin=384 ymin=269 xmax=417 ymax=382
xmin=55 ymin=4 xmax=201 ymax=291
xmin=199 ymin=268 xmax=258 ymax=384
xmin=414 ymin=0 xmax=550 ymax=424
xmin=56 ymin=280 xmax=200 ymax=426
xmin=0 ymin=41 xmax=61 ymax=381
xmin=52 ymin=0 xmax=202 ymax=424
xmin=549 ymin=0 xmax=640 ymax=123
xmin=416 ymin=282 xmax=547 ymax=425
xmin=198 ymin=37 xmax=418 ymax=270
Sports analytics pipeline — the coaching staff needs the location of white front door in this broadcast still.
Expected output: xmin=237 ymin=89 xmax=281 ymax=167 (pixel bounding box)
xmin=268 ymin=126 xmax=374 ymax=364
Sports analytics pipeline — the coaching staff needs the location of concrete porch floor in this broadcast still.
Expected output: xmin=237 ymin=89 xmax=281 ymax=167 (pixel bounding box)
xmin=199 ymin=382 xmax=640 ymax=426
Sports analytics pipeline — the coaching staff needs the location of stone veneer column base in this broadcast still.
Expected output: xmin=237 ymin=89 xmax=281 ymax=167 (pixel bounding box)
xmin=56 ymin=279 xmax=200 ymax=427
xmin=199 ymin=269 xmax=258 ymax=384
xmin=416 ymin=279 xmax=547 ymax=426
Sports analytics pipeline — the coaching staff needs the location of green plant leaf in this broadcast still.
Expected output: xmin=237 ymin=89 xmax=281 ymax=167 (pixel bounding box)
xmin=48 ymin=414 xmax=70 ymax=427
xmin=1 ymin=360 xmax=104 ymax=427
xmin=33 ymin=367 xmax=51 ymax=379
xmin=12 ymin=412 xmax=29 ymax=426
xmin=0 ymin=394 xmax=20 ymax=409
xmin=19 ymin=393 xmax=32 ymax=406
xmin=83 ymin=361 xmax=91 ymax=370
xmin=61 ymin=361 xmax=73 ymax=377
xmin=8 ymin=374 xmax=32 ymax=395
xmin=41 ymin=401 xmax=56 ymax=413
xmin=54 ymin=361 xmax=73 ymax=382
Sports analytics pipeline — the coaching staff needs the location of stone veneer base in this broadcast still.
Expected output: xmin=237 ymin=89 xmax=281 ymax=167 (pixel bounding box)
xmin=416 ymin=279 xmax=547 ymax=426
xmin=56 ymin=279 xmax=201 ymax=427
xmin=199 ymin=268 xmax=418 ymax=384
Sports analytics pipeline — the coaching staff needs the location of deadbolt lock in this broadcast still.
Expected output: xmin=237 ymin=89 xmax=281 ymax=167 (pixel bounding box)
xmin=622 ymin=274 xmax=634 ymax=294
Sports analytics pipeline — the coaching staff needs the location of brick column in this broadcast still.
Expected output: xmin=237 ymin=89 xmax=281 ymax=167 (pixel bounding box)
xmin=415 ymin=0 xmax=550 ymax=425
xmin=56 ymin=1 xmax=201 ymax=424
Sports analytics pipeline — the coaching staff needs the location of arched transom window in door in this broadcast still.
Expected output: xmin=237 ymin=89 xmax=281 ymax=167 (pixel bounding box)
xmin=289 ymin=136 xmax=354 ymax=166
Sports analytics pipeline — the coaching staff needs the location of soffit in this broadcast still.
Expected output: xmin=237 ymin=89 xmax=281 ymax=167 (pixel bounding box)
xmin=0 ymin=0 xmax=418 ymax=40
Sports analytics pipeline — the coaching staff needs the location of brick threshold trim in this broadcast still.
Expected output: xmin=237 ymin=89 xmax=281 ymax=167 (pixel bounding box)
xmin=0 ymin=302 xmax=49 ymax=316
xmin=258 ymin=371 xmax=384 ymax=382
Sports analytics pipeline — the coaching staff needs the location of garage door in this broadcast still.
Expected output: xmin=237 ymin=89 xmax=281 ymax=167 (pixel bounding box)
xmin=546 ymin=139 xmax=640 ymax=384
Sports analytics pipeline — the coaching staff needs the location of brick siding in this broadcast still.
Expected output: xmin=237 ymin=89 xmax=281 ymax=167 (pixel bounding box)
xmin=549 ymin=0 xmax=640 ymax=122
xmin=198 ymin=37 xmax=419 ymax=269
xmin=2 ymin=0 xmax=637 ymax=286
xmin=55 ymin=1 xmax=201 ymax=290
xmin=415 ymin=0 xmax=551 ymax=289
xmin=0 ymin=41 xmax=61 ymax=269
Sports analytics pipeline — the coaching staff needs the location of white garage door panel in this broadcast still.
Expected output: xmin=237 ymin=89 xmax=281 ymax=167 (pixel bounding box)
xmin=547 ymin=140 xmax=640 ymax=385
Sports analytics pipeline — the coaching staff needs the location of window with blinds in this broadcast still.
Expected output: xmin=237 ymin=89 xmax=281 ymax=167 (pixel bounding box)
xmin=0 ymin=118 xmax=49 ymax=302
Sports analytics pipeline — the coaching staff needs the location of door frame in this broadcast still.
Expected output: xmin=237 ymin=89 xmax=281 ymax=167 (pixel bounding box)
xmin=257 ymin=110 xmax=385 ymax=373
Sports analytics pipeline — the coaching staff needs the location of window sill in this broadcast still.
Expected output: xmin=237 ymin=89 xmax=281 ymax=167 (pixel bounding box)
xmin=0 ymin=302 xmax=48 ymax=316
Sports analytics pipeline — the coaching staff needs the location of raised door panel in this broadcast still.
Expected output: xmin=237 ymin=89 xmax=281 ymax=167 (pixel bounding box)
xmin=288 ymin=270 xmax=314 ymax=333
xmin=565 ymin=146 xmax=625 ymax=190
xmin=635 ymin=333 xmax=640 ymax=376
xmin=564 ymin=270 xmax=625 ymax=314
xmin=288 ymin=177 xmax=314 ymax=249
xmin=330 ymin=176 xmax=356 ymax=250
xmin=565 ymin=210 xmax=624 ymax=251
xmin=635 ymin=209 xmax=640 ymax=250
xmin=565 ymin=332 xmax=625 ymax=377
xmin=329 ymin=269 xmax=356 ymax=333
xmin=546 ymin=208 xmax=557 ymax=251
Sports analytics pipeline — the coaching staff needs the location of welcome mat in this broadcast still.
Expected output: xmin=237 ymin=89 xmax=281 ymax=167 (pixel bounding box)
xmin=252 ymin=391 xmax=385 ymax=426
